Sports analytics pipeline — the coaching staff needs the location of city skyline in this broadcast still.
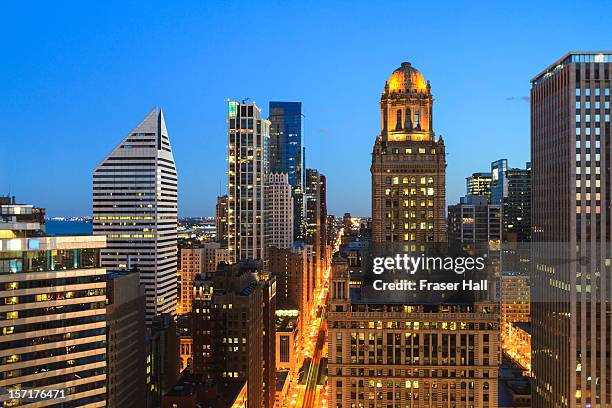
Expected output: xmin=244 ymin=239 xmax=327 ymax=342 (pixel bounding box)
xmin=4 ymin=1 xmax=612 ymax=217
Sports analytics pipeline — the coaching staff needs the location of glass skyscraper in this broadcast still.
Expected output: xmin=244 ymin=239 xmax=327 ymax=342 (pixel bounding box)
xmin=269 ymin=102 xmax=304 ymax=241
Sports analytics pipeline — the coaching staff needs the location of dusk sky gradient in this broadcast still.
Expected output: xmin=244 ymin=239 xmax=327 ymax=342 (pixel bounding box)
xmin=2 ymin=1 xmax=612 ymax=216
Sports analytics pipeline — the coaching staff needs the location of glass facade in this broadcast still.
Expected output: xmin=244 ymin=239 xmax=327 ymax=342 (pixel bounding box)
xmin=490 ymin=159 xmax=508 ymax=205
xmin=269 ymin=102 xmax=304 ymax=240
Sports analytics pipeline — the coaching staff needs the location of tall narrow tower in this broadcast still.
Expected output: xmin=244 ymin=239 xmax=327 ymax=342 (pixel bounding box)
xmin=371 ymin=62 xmax=446 ymax=245
xmin=269 ymin=101 xmax=304 ymax=241
xmin=93 ymin=107 xmax=178 ymax=323
xmin=227 ymin=101 xmax=270 ymax=262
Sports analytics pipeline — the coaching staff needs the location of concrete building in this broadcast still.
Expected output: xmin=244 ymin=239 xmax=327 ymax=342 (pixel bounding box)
xmin=531 ymin=51 xmax=612 ymax=407
xmin=192 ymin=261 xmax=276 ymax=408
xmin=371 ymin=62 xmax=447 ymax=245
xmin=268 ymin=172 xmax=294 ymax=249
xmin=466 ymin=172 xmax=492 ymax=201
xmin=327 ymin=258 xmax=500 ymax=407
xmin=93 ymin=107 xmax=178 ymax=323
xmin=215 ymin=195 xmax=229 ymax=247
xmin=227 ymin=101 xmax=270 ymax=262
xmin=106 ymin=271 xmax=147 ymax=408
xmin=276 ymin=315 xmax=298 ymax=371
xmin=490 ymin=160 xmax=531 ymax=242
xmin=177 ymin=247 xmax=205 ymax=315
xmin=448 ymin=195 xmax=502 ymax=249
xmin=305 ymin=168 xmax=329 ymax=286
xmin=146 ymin=313 xmax=180 ymax=408
xmin=269 ymin=101 xmax=305 ymax=241
xmin=0 ymin=200 xmax=107 ymax=407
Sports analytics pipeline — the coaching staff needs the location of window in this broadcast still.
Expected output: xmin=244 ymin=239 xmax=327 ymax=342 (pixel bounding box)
xmin=396 ymin=110 xmax=402 ymax=130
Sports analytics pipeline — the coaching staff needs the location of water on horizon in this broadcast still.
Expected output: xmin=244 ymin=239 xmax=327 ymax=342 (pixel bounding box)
xmin=45 ymin=220 xmax=93 ymax=235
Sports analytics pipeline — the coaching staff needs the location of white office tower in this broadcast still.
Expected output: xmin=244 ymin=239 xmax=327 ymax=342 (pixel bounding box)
xmin=268 ymin=172 xmax=294 ymax=249
xmin=93 ymin=107 xmax=178 ymax=323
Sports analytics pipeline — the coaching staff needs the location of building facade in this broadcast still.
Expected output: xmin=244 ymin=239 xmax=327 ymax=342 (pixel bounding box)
xmin=93 ymin=107 xmax=178 ymax=323
xmin=269 ymin=101 xmax=304 ymax=241
xmin=192 ymin=261 xmax=276 ymax=408
xmin=504 ymin=165 xmax=531 ymax=242
xmin=466 ymin=172 xmax=492 ymax=201
xmin=531 ymin=52 xmax=612 ymax=407
xmin=106 ymin=271 xmax=147 ymax=408
xmin=227 ymin=101 xmax=270 ymax=262
xmin=0 ymin=200 xmax=108 ymax=407
xmin=371 ymin=62 xmax=447 ymax=245
xmin=448 ymin=195 xmax=502 ymax=248
xmin=177 ymin=247 xmax=205 ymax=315
xmin=215 ymin=195 xmax=229 ymax=247
xmin=327 ymin=258 xmax=500 ymax=408
xmin=268 ymin=172 xmax=294 ymax=249
xmin=490 ymin=159 xmax=508 ymax=205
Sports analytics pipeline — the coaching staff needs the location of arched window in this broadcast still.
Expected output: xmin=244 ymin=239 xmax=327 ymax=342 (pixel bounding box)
xmin=405 ymin=108 xmax=412 ymax=129
xmin=396 ymin=109 xmax=402 ymax=130
xmin=414 ymin=108 xmax=420 ymax=128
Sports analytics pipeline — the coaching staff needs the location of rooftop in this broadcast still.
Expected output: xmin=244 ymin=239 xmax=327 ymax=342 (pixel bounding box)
xmin=531 ymin=51 xmax=612 ymax=85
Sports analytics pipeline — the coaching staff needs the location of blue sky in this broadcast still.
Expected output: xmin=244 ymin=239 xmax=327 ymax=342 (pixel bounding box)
xmin=2 ymin=1 xmax=611 ymax=216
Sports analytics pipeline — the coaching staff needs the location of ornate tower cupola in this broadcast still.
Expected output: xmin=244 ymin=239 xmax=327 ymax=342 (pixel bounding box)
xmin=380 ymin=62 xmax=434 ymax=142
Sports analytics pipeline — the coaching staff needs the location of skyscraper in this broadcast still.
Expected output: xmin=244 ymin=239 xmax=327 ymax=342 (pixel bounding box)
xmin=490 ymin=159 xmax=508 ymax=205
xmin=192 ymin=261 xmax=276 ymax=408
xmin=93 ymin=107 xmax=178 ymax=323
xmin=305 ymin=168 xmax=329 ymax=284
xmin=531 ymin=52 xmax=612 ymax=407
xmin=490 ymin=160 xmax=531 ymax=242
xmin=371 ymin=62 xmax=447 ymax=244
xmin=466 ymin=172 xmax=492 ymax=200
xmin=269 ymin=101 xmax=304 ymax=241
xmin=268 ymin=172 xmax=294 ymax=249
xmin=106 ymin=271 xmax=147 ymax=408
xmin=328 ymin=62 xmax=499 ymax=408
xmin=0 ymin=199 xmax=108 ymax=407
xmin=505 ymin=165 xmax=531 ymax=242
xmin=448 ymin=195 xmax=502 ymax=247
xmin=227 ymin=101 xmax=270 ymax=262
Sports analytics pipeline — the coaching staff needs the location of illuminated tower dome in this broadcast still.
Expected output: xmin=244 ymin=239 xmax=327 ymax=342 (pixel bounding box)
xmin=371 ymin=61 xmax=447 ymax=245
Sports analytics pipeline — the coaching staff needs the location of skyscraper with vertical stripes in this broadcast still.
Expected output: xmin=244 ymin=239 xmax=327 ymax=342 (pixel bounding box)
xmin=531 ymin=52 xmax=612 ymax=407
xmin=93 ymin=107 xmax=178 ymax=323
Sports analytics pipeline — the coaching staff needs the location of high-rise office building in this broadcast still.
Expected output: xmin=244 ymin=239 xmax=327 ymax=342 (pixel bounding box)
xmin=269 ymin=101 xmax=304 ymax=241
xmin=146 ymin=313 xmax=180 ymax=408
xmin=0 ymin=199 xmax=108 ymax=407
xmin=371 ymin=62 xmax=447 ymax=244
xmin=305 ymin=168 xmax=329 ymax=285
xmin=448 ymin=195 xmax=502 ymax=247
xmin=531 ymin=51 xmax=612 ymax=407
xmin=215 ymin=195 xmax=229 ymax=247
xmin=106 ymin=271 xmax=147 ymax=408
xmin=490 ymin=159 xmax=508 ymax=205
xmin=227 ymin=101 xmax=270 ymax=262
xmin=93 ymin=107 xmax=178 ymax=323
xmin=505 ymin=165 xmax=531 ymax=242
xmin=268 ymin=172 xmax=294 ymax=249
xmin=192 ymin=261 xmax=276 ymax=408
xmin=466 ymin=172 xmax=492 ymax=200
xmin=327 ymin=258 xmax=500 ymax=407
xmin=490 ymin=160 xmax=531 ymax=242
xmin=177 ymin=247 xmax=205 ymax=315
xmin=328 ymin=62 xmax=499 ymax=408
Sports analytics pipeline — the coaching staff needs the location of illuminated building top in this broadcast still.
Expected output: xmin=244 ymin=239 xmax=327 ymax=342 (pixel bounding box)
xmin=380 ymin=62 xmax=434 ymax=142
